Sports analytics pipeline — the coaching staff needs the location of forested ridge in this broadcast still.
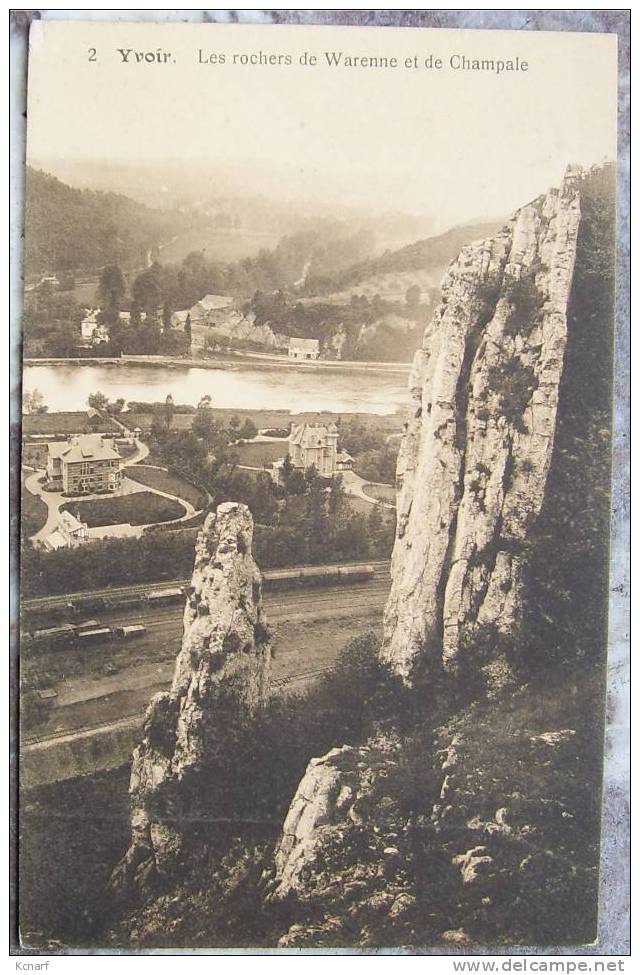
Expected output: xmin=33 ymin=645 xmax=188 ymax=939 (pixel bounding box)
xmin=23 ymin=167 xmax=200 ymax=276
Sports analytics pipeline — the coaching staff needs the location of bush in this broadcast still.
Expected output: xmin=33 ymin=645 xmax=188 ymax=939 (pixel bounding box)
xmin=486 ymin=360 xmax=538 ymax=432
xmin=261 ymin=428 xmax=290 ymax=438
xmin=20 ymin=530 xmax=200 ymax=597
xmin=503 ymin=273 xmax=545 ymax=338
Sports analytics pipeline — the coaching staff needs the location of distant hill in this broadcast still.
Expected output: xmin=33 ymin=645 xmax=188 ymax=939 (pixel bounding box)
xmin=323 ymin=220 xmax=505 ymax=293
xmin=23 ymin=167 xmax=203 ymax=278
xmin=297 ymin=220 xmax=505 ymax=310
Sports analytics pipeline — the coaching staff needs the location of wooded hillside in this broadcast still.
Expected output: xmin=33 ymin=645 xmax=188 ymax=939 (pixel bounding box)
xmin=23 ymin=167 xmax=199 ymax=276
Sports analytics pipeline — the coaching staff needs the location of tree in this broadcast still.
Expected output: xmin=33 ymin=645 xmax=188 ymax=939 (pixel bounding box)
xmin=162 ymin=300 xmax=173 ymax=331
xmin=164 ymin=394 xmax=175 ymax=430
xmin=130 ymin=300 xmax=142 ymax=328
xmin=328 ymin=474 xmax=345 ymax=515
xmin=192 ymin=402 xmax=216 ymax=441
xmin=280 ymin=454 xmax=294 ymax=492
xmin=98 ymin=265 xmax=126 ymax=324
xmin=367 ymin=503 xmax=384 ymax=550
xmin=184 ymin=313 xmax=192 ymax=349
xmin=239 ymin=418 xmax=258 ymax=441
xmin=23 ymin=389 xmax=48 ymax=415
xmin=87 ymin=391 xmax=109 ymax=411
xmin=107 ymin=397 xmax=125 ymax=415
xmin=287 ymin=469 xmax=306 ymax=496
xmin=106 ymin=318 xmax=125 ymax=356
xmin=132 ymin=264 xmax=163 ymax=321
xmin=48 ymin=321 xmax=78 ymax=357
xmin=304 ymin=463 xmax=319 ymax=485
xmin=305 ymin=476 xmax=330 ymax=561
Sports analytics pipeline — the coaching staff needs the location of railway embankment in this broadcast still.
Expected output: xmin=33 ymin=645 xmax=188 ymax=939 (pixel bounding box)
xmin=21 ymin=715 xmax=142 ymax=790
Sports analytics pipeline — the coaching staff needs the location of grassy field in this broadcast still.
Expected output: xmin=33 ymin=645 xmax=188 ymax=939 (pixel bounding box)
xmin=22 ymin=412 xmax=119 ymax=436
xmin=116 ymin=443 xmax=138 ymax=459
xmin=22 ymin=443 xmax=49 ymax=470
xmin=230 ymin=441 xmax=288 ymax=467
xmin=61 ymin=492 xmax=185 ymax=528
xmin=126 ymin=465 xmax=207 ymax=509
xmin=21 ymin=475 xmax=49 ymax=537
xmin=126 ymin=413 xmax=195 ymax=433
xmin=124 ymin=409 xmax=406 ymax=437
xmin=362 ymin=483 xmax=396 ymax=505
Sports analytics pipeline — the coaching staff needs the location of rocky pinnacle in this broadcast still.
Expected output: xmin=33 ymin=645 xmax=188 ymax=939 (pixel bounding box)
xmin=380 ymin=169 xmax=582 ymax=682
xmin=112 ymin=502 xmax=272 ymax=890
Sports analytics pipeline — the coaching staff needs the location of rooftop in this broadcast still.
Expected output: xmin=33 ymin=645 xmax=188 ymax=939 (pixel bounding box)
xmin=47 ymin=434 xmax=120 ymax=465
xmin=59 ymin=510 xmax=86 ymax=533
xmin=290 ymin=422 xmax=338 ymax=449
xmin=289 ymin=337 xmax=319 ymax=350
xmin=194 ymin=294 xmax=234 ymax=312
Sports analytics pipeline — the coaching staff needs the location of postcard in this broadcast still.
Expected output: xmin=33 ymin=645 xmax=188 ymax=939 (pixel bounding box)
xmin=14 ymin=15 xmax=626 ymax=955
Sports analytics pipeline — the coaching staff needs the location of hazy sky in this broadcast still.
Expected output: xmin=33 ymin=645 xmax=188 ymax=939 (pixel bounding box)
xmin=27 ymin=21 xmax=617 ymax=228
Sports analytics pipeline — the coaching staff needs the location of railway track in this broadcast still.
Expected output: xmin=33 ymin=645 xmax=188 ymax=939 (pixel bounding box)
xmin=22 ymin=666 xmax=334 ymax=748
xmin=22 ymin=560 xmax=391 ymax=613
xmin=98 ymin=583 xmax=389 ymax=627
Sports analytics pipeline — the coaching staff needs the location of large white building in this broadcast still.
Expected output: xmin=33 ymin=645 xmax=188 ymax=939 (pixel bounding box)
xmin=47 ymin=434 xmax=123 ymax=495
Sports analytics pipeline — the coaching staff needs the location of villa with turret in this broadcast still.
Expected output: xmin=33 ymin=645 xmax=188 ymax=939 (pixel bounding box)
xmin=287 ymin=422 xmax=353 ymax=478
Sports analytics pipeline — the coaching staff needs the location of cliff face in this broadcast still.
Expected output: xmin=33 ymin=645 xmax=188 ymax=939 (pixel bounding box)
xmin=203 ymin=309 xmax=290 ymax=351
xmin=381 ymin=169 xmax=581 ymax=680
xmin=269 ymin=172 xmax=584 ymax=917
xmin=113 ymin=502 xmax=272 ymax=890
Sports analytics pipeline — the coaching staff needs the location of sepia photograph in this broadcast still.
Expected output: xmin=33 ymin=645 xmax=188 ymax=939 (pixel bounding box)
xmin=11 ymin=10 xmax=629 ymax=956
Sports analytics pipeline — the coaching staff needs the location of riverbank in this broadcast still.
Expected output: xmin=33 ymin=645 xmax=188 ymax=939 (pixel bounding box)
xmin=23 ymin=407 xmax=406 ymax=439
xmin=24 ymin=351 xmax=413 ymax=376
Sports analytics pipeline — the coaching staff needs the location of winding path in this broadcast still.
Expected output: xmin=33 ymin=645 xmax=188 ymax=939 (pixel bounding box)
xmin=340 ymin=469 xmax=395 ymax=509
xmin=23 ymin=438 xmax=202 ymax=544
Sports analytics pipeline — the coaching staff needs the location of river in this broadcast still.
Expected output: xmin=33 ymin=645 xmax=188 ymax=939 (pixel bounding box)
xmin=23 ymin=361 xmax=411 ymax=416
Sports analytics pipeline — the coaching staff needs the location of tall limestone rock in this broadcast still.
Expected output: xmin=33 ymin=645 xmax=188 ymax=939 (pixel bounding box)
xmin=381 ymin=167 xmax=582 ymax=681
xmin=269 ymin=171 xmax=584 ymax=909
xmin=113 ymin=502 xmax=272 ymax=890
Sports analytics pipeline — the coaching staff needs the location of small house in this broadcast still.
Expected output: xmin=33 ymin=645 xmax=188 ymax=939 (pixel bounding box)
xmin=288 ymin=337 xmax=320 ymax=361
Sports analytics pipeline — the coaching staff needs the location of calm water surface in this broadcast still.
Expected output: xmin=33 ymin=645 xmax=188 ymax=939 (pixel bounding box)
xmin=23 ymin=361 xmax=410 ymax=416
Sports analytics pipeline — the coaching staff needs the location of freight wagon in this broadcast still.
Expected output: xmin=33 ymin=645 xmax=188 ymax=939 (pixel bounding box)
xmin=21 ymin=562 xmax=380 ymax=628
xmin=29 ymin=623 xmax=77 ymax=651
xmin=76 ymin=626 xmax=113 ymax=645
xmin=114 ymin=624 xmax=147 ymax=640
xmin=75 ymin=619 xmax=101 ymax=632
xmin=146 ymin=587 xmax=185 ymax=605
xmin=262 ymin=563 xmax=375 ymax=590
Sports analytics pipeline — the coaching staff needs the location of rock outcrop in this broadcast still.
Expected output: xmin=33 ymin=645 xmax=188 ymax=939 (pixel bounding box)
xmin=203 ymin=309 xmax=290 ymax=351
xmin=270 ymin=738 xmax=404 ymax=902
xmin=269 ymin=690 xmax=590 ymax=948
xmin=269 ymin=173 xmax=586 ymax=927
xmin=381 ymin=168 xmax=582 ymax=680
xmin=112 ymin=502 xmax=272 ymax=891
